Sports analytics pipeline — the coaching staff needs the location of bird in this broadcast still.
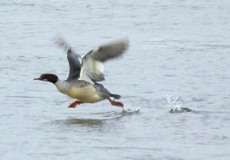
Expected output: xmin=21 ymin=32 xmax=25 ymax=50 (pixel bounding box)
xmin=34 ymin=38 xmax=129 ymax=109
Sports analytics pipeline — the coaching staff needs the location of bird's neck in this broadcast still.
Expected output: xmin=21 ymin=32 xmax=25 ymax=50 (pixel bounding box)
xmin=54 ymin=80 xmax=69 ymax=94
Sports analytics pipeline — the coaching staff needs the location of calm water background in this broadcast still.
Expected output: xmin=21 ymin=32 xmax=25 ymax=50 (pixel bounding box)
xmin=1 ymin=0 xmax=230 ymax=159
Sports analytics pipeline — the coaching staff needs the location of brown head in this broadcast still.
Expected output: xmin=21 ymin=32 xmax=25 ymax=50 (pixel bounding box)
xmin=34 ymin=73 xmax=58 ymax=84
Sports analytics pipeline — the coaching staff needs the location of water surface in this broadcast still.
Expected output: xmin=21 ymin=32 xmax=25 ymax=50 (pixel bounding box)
xmin=1 ymin=0 xmax=230 ymax=159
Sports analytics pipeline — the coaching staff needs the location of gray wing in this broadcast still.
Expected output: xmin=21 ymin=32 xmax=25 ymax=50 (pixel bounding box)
xmin=91 ymin=38 xmax=129 ymax=62
xmin=55 ymin=38 xmax=81 ymax=81
xmin=79 ymin=38 xmax=129 ymax=83
xmin=66 ymin=48 xmax=81 ymax=81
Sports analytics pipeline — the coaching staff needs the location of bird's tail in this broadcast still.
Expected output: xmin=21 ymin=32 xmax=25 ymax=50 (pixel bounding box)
xmin=109 ymin=93 xmax=121 ymax=99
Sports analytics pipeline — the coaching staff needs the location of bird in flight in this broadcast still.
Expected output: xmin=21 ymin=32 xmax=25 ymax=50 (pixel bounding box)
xmin=34 ymin=38 xmax=129 ymax=109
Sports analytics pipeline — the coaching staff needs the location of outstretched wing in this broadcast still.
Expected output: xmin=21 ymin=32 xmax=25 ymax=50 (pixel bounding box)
xmin=66 ymin=48 xmax=81 ymax=81
xmin=55 ymin=38 xmax=81 ymax=81
xmin=79 ymin=38 xmax=129 ymax=83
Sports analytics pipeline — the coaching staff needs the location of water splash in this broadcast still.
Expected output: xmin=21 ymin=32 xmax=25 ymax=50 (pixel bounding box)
xmin=166 ymin=95 xmax=192 ymax=113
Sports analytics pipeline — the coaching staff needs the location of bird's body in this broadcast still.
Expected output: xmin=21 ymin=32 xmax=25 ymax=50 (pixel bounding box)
xmin=35 ymin=38 xmax=129 ymax=109
xmin=55 ymin=80 xmax=103 ymax=103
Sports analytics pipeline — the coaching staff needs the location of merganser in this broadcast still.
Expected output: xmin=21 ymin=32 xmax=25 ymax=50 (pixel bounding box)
xmin=34 ymin=38 xmax=129 ymax=109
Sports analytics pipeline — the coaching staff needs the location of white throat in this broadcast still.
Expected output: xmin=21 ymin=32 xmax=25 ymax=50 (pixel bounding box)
xmin=55 ymin=80 xmax=69 ymax=94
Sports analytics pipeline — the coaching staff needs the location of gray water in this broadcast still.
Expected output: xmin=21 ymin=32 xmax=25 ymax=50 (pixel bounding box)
xmin=1 ymin=0 xmax=230 ymax=159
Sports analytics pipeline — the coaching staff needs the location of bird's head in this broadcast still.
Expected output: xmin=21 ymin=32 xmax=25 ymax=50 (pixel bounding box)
xmin=34 ymin=73 xmax=58 ymax=84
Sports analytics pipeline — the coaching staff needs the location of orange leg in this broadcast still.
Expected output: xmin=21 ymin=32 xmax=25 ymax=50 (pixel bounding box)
xmin=108 ymin=98 xmax=124 ymax=108
xmin=68 ymin=100 xmax=81 ymax=108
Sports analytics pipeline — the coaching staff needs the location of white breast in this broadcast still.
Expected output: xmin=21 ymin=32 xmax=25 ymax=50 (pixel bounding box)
xmin=54 ymin=80 xmax=103 ymax=103
xmin=55 ymin=80 xmax=69 ymax=94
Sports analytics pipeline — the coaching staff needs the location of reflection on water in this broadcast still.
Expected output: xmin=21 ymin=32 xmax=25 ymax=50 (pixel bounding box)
xmin=55 ymin=118 xmax=105 ymax=126
xmin=53 ymin=109 xmax=140 ymax=127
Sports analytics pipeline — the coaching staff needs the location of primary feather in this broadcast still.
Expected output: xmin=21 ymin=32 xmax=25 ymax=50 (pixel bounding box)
xmin=55 ymin=38 xmax=81 ymax=81
xmin=79 ymin=39 xmax=129 ymax=83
